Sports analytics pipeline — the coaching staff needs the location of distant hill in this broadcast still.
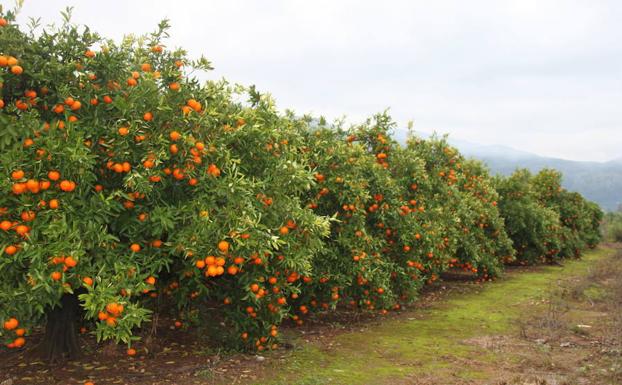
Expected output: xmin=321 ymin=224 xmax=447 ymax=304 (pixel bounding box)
xmin=394 ymin=130 xmax=622 ymax=212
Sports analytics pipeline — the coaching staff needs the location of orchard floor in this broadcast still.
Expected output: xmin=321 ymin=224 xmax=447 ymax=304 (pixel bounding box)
xmin=2 ymin=245 xmax=621 ymax=385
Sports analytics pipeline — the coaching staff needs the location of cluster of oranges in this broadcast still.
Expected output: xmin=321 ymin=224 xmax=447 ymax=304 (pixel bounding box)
xmin=3 ymin=317 xmax=26 ymax=348
xmin=0 ymin=53 xmax=23 ymax=79
xmin=97 ymin=302 xmax=124 ymax=328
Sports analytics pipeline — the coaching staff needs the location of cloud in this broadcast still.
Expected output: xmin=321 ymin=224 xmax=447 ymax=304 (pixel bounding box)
xmin=14 ymin=0 xmax=622 ymax=161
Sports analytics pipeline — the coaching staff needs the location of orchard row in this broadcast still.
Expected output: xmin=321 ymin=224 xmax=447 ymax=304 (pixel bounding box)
xmin=0 ymin=11 xmax=602 ymax=354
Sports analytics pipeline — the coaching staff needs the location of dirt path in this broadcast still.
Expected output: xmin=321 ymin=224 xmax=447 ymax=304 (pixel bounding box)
xmin=2 ymin=245 xmax=620 ymax=385
xmin=232 ymin=244 xmax=622 ymax=385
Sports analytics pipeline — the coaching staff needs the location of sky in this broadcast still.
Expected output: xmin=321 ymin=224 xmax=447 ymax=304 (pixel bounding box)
xmin=9 ymin=0 xmax=622 ymax=162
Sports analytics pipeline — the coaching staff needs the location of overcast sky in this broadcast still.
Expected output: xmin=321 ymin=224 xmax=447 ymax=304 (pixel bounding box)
xmin=12 ymin=0 xmax=622 ymax=162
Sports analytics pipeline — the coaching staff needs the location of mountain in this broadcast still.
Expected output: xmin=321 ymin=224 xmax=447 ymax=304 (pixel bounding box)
xmin=394 ymin=130 xmax=622 ymax=212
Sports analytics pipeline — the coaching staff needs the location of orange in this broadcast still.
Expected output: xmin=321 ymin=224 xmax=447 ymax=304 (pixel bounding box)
xmin=51 ymin=271 xmax=62 ymax=281
xmin=11 ymin=170 xmax=24 ymax=180
xmin=83 ymin=277 xmax=93 ymax=286
xmin=48 ymin=170 xmax=60 ymax=181
xmin=20 ymin=211 xmax=36 ymax=222
xmin=3 ymin=318 xmax=18 ymax=330
xmin=70 ymin=100 xmax=82 ymax=111
xmin=130 ymin=243 xmax=141 ymax=252
xmin=15 ymin=225 xmax=29 ymax=236
xmin=4 ymin=245 xmax=18 ymax=255
xmin=143 ymin=112 xmax=153 ymax=121
xmin=10 ymin=65 xmax=23 ymax=75
xmin=127 ymin=348 xmax=137 ymax=356
xmin=13 ymin=337 xmax=25 ymax=348
xmin=64 ymin=256 xmax=77 ymax=268
xmin=11 ymin=182 xmax=27 ymax=193
xmin=169 ymin=131 xmax=181 ymax=141
xmin=26 ymin=179 xmax=40 ymax=193
xmin=49 ymin=199 xmax=59 ymax=209
xmin=59 ymin=180 xmax=76 ymax=192
xmin=217 ymin=240 xmax=229 ymax=253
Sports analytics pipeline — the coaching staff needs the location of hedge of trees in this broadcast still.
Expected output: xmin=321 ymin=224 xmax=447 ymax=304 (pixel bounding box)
xmin=0 ymin=10 xmax=603 ymax=359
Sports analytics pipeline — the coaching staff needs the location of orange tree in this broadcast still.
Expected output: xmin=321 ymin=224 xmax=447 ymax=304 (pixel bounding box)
xmin=297 ymin=117 xmax=421 ymax=320
xmin=403 ymin=134 xmax=514 ymax=279
xmin=493 ymin=169 xmax=563 ymax=264
xmin=0 ymin=10 xmax=330 ymax=357
xmin=531 ymin=169 xmax=602 ymax=258
xmin=0 ymin=6 xmax=604 ymax=360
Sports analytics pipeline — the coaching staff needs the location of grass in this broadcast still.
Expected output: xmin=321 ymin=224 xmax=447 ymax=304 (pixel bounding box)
xmin=248 ymin=246 xmax=616 ymax=385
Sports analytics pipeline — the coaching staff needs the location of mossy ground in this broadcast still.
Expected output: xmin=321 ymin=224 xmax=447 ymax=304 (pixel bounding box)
xmin=243 ymin=246 xmax=620 ymax=385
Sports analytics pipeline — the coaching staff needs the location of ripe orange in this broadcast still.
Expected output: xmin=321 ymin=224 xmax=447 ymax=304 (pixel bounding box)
xmin=49 ymin=199 xmax=60 ymax=209
xmin=59 ymin=180 xmax=76 ymax=192
xmin=51 ymin=271 xmax=62 ymax=281
xmin=169 ymin=131 xmax=181 ymax=141
xmin=4 ymin=245 xmax=18 ymax=255
xmin=26 ymin=179 xmax=40 ymax=193
xmin=13 ymin=337 xmax=25 ymax=348
xmin=217 ymin=240 xmax=229 ymax=253
xmin=143 ymin=112 xmax=153 ymax=121
xmin=15 ymin=225 xmax=29 ymax=236
xmin=48 ymin=170 xmax=61 ymax=181
xmin=10 ymin=65 xmax=23 ymax=75
xmin=20 ymin=211 xmax=36 ymax=222
xmin=83 ymin=277 xmax=94 ymax=286
xmin=64 ymin=256 xmax=77 ymax=268
xmin=11 ymin=170 xmax=24 ymax=180
xmin=130 ymin=243 xmax=141 ymax=252
xmin=3 ymin=318 xmax=18 ymax=330
xmin=127 ymin=348 xmax=137 ymax=356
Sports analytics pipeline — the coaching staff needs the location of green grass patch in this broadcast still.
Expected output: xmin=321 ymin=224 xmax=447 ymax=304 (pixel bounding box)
xmin=252 ymin=246 xmax=617 ymax=385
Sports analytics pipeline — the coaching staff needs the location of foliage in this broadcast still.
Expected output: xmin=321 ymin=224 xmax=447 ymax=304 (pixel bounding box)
xmin=0 ymin=8 xmax=603 ymax=353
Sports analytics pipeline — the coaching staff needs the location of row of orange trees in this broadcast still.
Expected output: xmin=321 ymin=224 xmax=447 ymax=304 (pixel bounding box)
xmin=0 ymin=10 xmax=602 ymax=358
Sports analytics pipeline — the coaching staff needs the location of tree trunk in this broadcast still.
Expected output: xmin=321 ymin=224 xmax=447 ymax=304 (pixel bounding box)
xmin=34 ymin=293 xmax=82 ymax=362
